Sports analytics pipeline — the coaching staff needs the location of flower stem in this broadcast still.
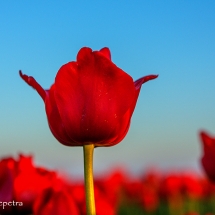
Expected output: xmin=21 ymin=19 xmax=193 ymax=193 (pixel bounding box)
xmin=83 ymin=144 xmax=96 ymax=215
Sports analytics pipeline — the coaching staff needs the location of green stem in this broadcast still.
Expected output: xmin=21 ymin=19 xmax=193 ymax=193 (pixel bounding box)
xmin=83 ymin=144 xmax=96 ymax=215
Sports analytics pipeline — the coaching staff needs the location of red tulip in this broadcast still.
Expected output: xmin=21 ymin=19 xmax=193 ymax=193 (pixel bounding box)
xmin=19 ymin=47 xmax=157 ymax=147
xmin=200 ymin=131 xmax=215 ymax=182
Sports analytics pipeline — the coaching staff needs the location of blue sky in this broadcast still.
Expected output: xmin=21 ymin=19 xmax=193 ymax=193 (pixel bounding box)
xmin=1 ymin=1 xmax=215 ymax=176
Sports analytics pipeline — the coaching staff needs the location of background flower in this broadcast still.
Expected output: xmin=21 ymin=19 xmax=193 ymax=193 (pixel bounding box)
xmin=200 ymin=131 xmax=215 ymax=183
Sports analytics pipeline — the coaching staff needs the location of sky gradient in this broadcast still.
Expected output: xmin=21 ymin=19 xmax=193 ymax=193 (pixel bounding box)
xmin=1 ymin=1 xmax=215 ymax=177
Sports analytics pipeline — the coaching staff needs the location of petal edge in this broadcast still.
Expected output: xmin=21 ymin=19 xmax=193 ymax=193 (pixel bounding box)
xmin=19 ymin=70 xmax=47 ymax=101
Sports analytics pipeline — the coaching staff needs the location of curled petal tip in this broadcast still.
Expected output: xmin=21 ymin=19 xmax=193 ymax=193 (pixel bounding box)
xmin=134 ymin=74 xmax=158 ymax=89
xmin=19 ymin=70 xmax=33 ymax=86
xmin=148 ymin=74 xmax=159 ymax=80
xmin=19 ymin=70 xmax=46 ymax=101
xmin=99 ymin=47 xmax=111 ymax=60
xmin=19 ymin=70 xmax=24 ymax=79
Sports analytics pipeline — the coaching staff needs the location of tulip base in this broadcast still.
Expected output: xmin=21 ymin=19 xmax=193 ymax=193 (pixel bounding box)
xmin=83 ymin=144 xmax=96 ymax=215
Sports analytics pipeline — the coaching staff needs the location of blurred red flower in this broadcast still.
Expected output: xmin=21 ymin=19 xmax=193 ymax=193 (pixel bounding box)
xmin=69 ymin=183 xmax=85 ymax=208
xmin=124 ymin=180 xmax=143 ymax=201
xmin=0 ymin=157 xmax=16 ymax=202
xmin=0 ymin=154 xmax=58 ymax=214
xmin=78 ymin=184 xmax=117 ymax=215
xmin=94 ymin=197 xmax=116 ymax=215
xmin=159 ymin=174 xmax=184 ymax=211
xmin=33 ymin=177 xmax=80 ymax=215
xmin=200 ymin=131 xmax=215 ymax=182
xmin=0 ymin=157 xmax=16 ymax=213
xmin=14 ymin=155 xmax=56 ymax=213
xmin=20 ymin=47 xmax=157 ymax=147
xmin=181 ymin=173 xmax=204 ymax=199
xmin=141 ymin=185 xmax=158 ymax=212
xmin=95 ymin=169 xmax=127 ymax=208
xmin=160 ymin=174 xmax=182 ymax=198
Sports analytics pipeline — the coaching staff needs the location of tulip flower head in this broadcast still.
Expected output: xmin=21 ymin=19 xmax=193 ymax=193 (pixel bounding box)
xmin=20 ymin=47 xmax=157 ymax=147
xmin=200 ymin=131 xmax=215 ymax=183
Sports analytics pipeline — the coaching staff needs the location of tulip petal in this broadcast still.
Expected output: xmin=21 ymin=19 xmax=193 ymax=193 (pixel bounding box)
xmin=130 ymin=74 xmax=159 ymax=114
xmin=98 ymin=47 xmax=111 ymax=60
xmin=19 ymin=71 xmax=79 ymax=146
xmin=19 ymin=70 xmax=47 ymax=101
xmin=108 ymin=75 xmax=158 ymax=146
xmin=54 ymin=48 xmax=136 ymax=145
xmin=45 ymin=85 xmax=81 ymax=146
xmin=103 ymin=112 xmax=131 ymax=147
xmin=134 ymin=75 xmax=158 ymax=91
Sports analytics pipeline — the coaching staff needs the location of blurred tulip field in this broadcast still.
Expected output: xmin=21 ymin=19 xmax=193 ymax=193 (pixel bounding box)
xmin=0 ymin=154 xmax=215 ymax=215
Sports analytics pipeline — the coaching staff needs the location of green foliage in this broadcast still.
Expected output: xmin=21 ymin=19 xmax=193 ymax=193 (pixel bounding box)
xmin=118 ymin=196 xmax=215 ymax=215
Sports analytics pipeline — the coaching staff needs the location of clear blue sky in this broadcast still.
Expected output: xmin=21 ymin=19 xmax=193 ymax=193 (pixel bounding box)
xmin=1 ymin=1 xmax=215 ymax=176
